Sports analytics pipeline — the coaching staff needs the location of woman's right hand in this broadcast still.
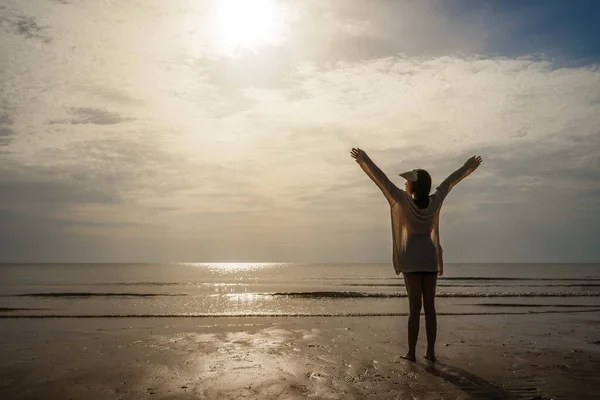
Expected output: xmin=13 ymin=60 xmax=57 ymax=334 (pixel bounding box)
xmin=351 ymin=148 xmax=367 ymax=163
xmin=464 ymin=155 xmax=483 ymax=171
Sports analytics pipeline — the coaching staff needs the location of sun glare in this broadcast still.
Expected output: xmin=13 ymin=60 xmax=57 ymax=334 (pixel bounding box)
xmin=211 ymin=0 xmax=283 ymax=55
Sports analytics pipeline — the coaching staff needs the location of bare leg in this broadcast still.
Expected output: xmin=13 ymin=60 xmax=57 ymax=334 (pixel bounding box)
xmin=422 ymin=273 xmax=438 ymax=362
xmin=402 ymin=273 xmax=423 ymax=362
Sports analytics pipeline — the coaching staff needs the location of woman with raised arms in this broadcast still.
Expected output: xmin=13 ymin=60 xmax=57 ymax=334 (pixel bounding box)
xmin=351 ymin=148 xmax=482 ymax=362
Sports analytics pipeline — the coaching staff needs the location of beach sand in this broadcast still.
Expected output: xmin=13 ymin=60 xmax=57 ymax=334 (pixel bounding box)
xmin=1 ymin=313 xmax=599 ymax=399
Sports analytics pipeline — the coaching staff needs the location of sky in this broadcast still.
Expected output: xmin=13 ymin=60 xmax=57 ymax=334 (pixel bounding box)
xmin=1 ymin=0 xmax=599 ymax=263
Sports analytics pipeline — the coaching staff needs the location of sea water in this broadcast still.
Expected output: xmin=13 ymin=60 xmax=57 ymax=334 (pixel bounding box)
xmin=1 ymin=263 xmax=599 ymax=317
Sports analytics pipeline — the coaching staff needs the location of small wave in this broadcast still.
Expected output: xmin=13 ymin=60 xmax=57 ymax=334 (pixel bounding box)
xmin=310 ymin=277 xmax=600 ymax=282
xmin=12 ymin=292 xmax=186 ymax=298
xmin=39 ymin=282 xmax=182 ymax=287
xmin=438 ymin=277 xmax=600 ymax=281
xmin=0 ymin=307 xmax=47 ymax=312
xmin=2 ymin=309 xmax=600 ymax=319
xmin=342 ymin=283 xmax=600 ymax=288
xmin=473 ymin=303 xmax=600 ymax=308
xmin=243 ymin=291 xmax=600 ymax=299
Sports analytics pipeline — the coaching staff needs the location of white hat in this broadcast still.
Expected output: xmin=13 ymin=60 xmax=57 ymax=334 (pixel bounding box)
xmin=399 ymin=169 xmax=418 ymax=182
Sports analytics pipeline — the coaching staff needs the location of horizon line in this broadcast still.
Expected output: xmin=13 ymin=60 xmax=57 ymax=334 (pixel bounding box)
xmin=0 ymin=262 xmax=599 ymax=265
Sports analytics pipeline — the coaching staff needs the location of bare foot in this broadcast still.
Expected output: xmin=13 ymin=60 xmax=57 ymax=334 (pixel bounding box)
xmin=424 ymin=353 xmax=437 ymax=362
xmin=401 ymin=352 xmax=416 ymax=362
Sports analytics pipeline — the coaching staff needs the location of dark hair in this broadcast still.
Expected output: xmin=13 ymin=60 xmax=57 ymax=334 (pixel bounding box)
xmin=412 ymin=169 xmax=431 ymax=209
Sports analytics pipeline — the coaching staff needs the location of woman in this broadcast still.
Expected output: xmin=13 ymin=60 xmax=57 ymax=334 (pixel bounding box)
xmin=350 ymin=148 xmax=482 ymax=362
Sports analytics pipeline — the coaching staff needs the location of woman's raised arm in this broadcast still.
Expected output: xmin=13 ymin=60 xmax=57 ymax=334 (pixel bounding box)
xmin=437 ymin=155 xmax=483 ymax=197
xmin=351 ymin=148 xmax=401 ymax=206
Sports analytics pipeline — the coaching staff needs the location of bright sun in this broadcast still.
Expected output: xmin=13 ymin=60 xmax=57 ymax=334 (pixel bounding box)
xmin=211 ymin=0 xmax=283 ymax=55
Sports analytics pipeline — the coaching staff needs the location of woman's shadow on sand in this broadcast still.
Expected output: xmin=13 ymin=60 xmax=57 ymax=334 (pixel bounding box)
xmin=422 ymin=361 xmax=540 ymax=400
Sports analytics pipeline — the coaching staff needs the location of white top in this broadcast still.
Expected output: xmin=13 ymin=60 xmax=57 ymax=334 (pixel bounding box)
xmin=357 ymin=155 xmax=476 ymax=275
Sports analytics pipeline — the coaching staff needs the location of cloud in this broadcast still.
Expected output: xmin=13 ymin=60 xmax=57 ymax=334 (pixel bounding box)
xmin=210 ymin=55 xmax=600 ymax=261
xmin=0 ymin=5 xmax=51 ymax=42
xmin=234 ymin=56 xmax=599 ymax=166
xmin=0 ymin=107 xmax=14 ymax=146
xmin=86 ymin=86 xmax=144 ymax=106
xmin=0 ymin=0 xmax=599 ymax=262
xmin=0 ymin=127 xmax=13 ymax=144
xmin=281 ymin=0 xmax=488 ymax=61
xmin=3 ymin=51 xmax=600 ymax=261
xmin=50 ymin=107 xmax=134 ymax=125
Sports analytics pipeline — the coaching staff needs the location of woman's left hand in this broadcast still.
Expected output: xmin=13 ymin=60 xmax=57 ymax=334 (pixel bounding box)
xmin=464 ymin=155 xmax=483 ymax=171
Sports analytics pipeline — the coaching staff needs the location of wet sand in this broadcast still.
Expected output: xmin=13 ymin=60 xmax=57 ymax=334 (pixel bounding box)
xmin=1 ymin=313 xmax=599 ymax=399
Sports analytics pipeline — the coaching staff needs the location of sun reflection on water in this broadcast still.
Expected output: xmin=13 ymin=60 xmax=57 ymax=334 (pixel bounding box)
xmin=179 ymin=262 xmax=287 ymax=272
xmin=225 ymin=293 xmax=263 ymax=301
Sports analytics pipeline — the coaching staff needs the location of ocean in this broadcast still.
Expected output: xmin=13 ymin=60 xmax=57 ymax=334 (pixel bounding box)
xmin=1 ymin=263 xmax=599 ymax=318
